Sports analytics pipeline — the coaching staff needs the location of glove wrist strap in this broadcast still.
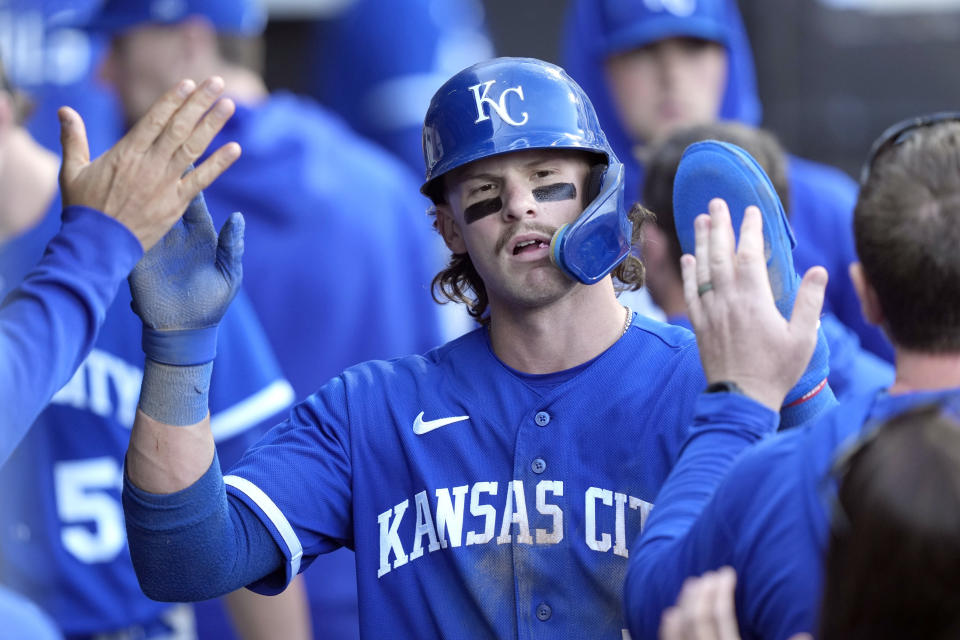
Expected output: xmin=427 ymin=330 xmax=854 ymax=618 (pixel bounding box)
xmin=142 ymin=326 xmax=218 ymax=366
xmin=138 ymin=360 xmax=212 ymax=426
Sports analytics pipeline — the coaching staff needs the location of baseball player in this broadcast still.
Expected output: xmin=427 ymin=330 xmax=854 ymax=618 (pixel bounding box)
xmin=562 ymin=0 xmax=890 ymax=362
xmin=117 ymin=58 xmax=825 ymax=638
xmin=0 ymin=74 xmax=303 ymax=637
xmin=625 ymin=114 xmax=960 ymax=639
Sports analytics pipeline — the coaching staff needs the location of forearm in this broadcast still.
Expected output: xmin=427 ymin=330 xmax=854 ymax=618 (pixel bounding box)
xmin=123 ymin=450 xmax=285 ymax=602
xmin=127 ymin=407 xmax=215 ymax=494
xmin=0 ymin=206 xmax=141 ymax=459
xmin=625 ymin=392 xmax=777 ymax=637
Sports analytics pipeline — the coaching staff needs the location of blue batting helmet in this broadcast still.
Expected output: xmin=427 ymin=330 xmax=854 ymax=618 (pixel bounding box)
xmin=421 ymin=57 xmax=632 ymax=284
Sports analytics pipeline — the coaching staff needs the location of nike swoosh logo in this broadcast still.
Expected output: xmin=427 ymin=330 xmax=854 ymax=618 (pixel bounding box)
xmin=413 ymin=411 xmax=470 ymax=435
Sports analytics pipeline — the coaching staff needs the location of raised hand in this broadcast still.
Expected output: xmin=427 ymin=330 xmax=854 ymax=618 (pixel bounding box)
xmin=682 ymin=198 xmax=828 ymax=411
xmin=58 ymin=76 xmax=241 ymax=251
xmin=129 ymin=192 xmax=244 ymax=365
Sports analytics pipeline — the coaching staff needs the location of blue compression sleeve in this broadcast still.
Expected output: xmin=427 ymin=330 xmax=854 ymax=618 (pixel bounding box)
xmin=123 ymin=451 xmax=285 ymax=601
xmin=0 ymin=206 xmax=142 ymax=462
xmin=625 ymin=392 xmax=778 ymax=638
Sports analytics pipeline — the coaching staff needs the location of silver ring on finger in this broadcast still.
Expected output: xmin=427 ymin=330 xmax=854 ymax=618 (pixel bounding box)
xmin=697 ymin=281 xmax=714 ymax=297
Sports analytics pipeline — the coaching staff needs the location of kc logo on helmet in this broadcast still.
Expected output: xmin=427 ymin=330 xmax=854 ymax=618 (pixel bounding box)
xmin=468 ymin=80 xmax=529 ymax=126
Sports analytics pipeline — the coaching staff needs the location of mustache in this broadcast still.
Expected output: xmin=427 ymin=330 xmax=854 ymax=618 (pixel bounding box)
xmin=495 ymin=223 xmax=559 ymax=255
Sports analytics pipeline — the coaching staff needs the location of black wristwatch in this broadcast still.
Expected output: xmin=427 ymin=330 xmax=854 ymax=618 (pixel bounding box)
xmin=704 ymin=381 xmax=745 ymax=395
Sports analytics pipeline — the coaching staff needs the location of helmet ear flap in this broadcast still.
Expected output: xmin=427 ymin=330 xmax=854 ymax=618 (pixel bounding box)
xmin=551 ymin=161 xmax=632 ymax=284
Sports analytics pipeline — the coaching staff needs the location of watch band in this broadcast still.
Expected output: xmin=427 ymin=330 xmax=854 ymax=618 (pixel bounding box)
xmin=705 ymin=380 xmax=745 ymax=395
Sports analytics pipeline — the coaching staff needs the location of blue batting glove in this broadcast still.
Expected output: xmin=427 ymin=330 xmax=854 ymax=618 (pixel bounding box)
xmin=129 ymin=191 xmax=244 ymax=366
xmin=129 ymin=191 xmax=244 ymax=425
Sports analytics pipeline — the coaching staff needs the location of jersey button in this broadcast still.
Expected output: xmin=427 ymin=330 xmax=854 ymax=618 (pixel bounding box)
xmin=534 ymin=411 xmax=550 ymax=427
xmin=531 ymin=458 xmax=546 ymax=474
xmin=536 ymin=602 xmax=552 ymax=621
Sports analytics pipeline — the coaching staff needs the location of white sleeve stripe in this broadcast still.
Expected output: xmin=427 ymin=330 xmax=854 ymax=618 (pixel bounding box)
xmin=224 ymin=475 xmax=303 ymax=578
xmin=210 ymin=379 xmax=295 ymax=442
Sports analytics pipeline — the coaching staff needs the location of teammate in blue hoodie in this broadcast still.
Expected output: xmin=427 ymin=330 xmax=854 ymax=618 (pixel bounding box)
xmin=563 ymin=0 xmax=892 ymax=362
xmin=625 ymin=114 xmax=960 ymax=639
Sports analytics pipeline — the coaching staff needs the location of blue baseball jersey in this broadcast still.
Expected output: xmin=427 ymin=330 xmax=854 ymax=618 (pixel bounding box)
xmin=222 ymin=314 xmax=706 ymax=638
xmin=0 ymin=196 xmax=295 ymax=635
xmin=625 ymin=386 xmax=958 ymax=640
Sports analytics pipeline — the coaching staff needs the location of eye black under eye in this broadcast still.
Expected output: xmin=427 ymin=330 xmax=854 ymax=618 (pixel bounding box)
xmin=533 ymin=183 xmax=577 ymax=202
xmin=465 ymin=197 xmax=502 ymax=224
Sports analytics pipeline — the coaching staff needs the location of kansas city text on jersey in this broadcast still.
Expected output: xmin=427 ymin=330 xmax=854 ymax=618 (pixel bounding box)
xmin=378 ymin=480 xmax=653 ymax=578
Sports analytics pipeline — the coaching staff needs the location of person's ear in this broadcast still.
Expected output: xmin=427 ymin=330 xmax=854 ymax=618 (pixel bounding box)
xmin=850 ymin=262 xmax=884 ymax=326
xmin=434 ymin=204 xmax=467 ymax=254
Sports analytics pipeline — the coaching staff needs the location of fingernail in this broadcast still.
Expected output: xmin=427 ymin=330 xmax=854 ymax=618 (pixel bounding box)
xmin=205 ymin=76 xmax=224 ymax=95
xmin=178 ymin=79 xmax=195 ymax=97
xmin=214 ymin=99 xmax=233 ymax=116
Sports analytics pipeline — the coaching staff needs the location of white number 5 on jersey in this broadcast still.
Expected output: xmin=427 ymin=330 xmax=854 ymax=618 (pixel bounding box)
xmin=54 ymin=457 xmax=125 ymax=563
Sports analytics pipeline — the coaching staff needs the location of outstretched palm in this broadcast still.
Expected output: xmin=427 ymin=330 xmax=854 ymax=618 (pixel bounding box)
xmin=129 ymin=192 xmax=244 ymax=333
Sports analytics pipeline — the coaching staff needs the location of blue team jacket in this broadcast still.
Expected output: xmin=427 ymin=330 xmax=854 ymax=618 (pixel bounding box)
xmin=626 ymin=386 xmax=960 ymax=639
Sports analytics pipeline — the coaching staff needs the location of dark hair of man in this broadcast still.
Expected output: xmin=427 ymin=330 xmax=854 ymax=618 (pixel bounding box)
xmin=430 ymin=151 xmax=652 ymax=324
xmin=854 ymin=121 xmax=960 ymax=352
xmin=819 ymin=403 xmax=960 ymax=639
xmin=642 ymin=121 xmax=790 ymax=275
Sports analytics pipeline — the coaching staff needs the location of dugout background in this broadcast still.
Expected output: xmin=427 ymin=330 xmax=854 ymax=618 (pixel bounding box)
xmin=263 ymin=0 xmax=960 ymax=179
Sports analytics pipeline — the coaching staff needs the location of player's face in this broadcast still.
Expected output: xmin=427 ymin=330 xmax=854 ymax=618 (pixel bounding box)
xmin=437 ymin=149 xmax=591 ymax=311
xmin=604 ymin=37 xmax=727 ymax=146
xmin=99 ymin=25 xmax=186 ymax=124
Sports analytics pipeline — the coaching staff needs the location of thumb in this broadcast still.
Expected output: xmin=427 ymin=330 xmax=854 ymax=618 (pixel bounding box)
xmin=58 ymin=106 xmax=90 ymax=185
xmin=789 ymin=266 xmax=828 ymax=336
xmin=216 ymin=211 xmax=245 ymax=285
